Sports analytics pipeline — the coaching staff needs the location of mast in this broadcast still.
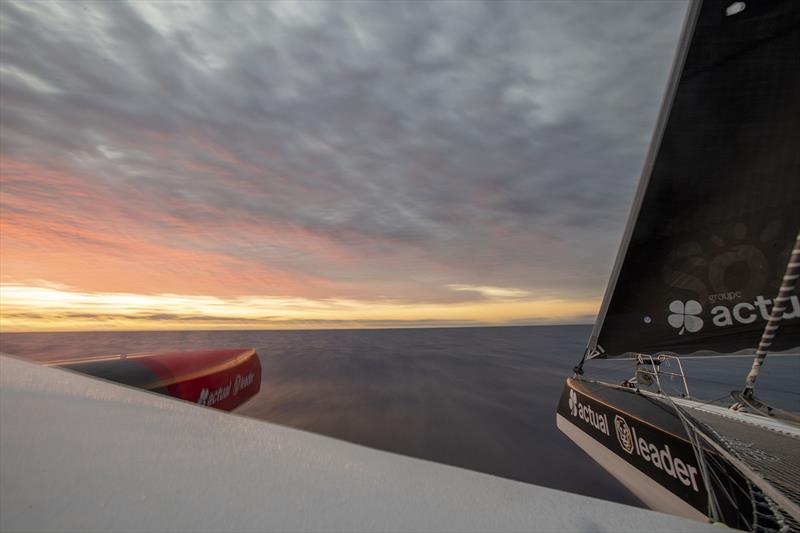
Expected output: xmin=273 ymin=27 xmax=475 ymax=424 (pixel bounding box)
xmin=742 ymin=231 xmax=800 ymax=397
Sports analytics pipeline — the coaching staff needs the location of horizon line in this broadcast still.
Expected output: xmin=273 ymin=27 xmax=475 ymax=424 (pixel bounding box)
xmin=0 ymin=322 xmax=595 ymax=335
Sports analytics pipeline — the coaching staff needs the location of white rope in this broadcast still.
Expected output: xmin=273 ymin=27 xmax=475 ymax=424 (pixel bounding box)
xmin=676 ymin=399 xmax=800 ymax=525
xmin=660 ymin=393 xmax=722 ymax=523
xmin=743 ymin=231 xmax=800 ymax=395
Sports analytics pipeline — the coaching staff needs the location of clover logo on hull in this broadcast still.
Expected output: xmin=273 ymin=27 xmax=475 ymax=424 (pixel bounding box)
xmin=567 ymin=388 xmax=609 ymax=436
xmin=569 ymin=389 xmax=578 ymax=416
xmin=668 ymin=300 xmax=704 ymax=335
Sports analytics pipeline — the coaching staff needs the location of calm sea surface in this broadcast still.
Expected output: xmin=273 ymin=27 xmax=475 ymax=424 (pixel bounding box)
xmin=2 ymin=325 xmax=797 ymax=508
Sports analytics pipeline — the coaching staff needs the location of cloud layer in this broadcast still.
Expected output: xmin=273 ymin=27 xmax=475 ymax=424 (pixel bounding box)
xmin=0 ymin=1 xmax=687 ymax=328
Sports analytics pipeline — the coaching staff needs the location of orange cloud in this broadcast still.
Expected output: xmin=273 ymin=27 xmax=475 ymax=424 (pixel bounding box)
xmin=0 ymin=157 xmax=337 ymax=298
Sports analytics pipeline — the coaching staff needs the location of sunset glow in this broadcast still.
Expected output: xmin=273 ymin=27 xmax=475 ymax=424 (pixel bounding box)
xmin=0 ymin=283 xmax=599 ymax=332
xmin=0 ymin=1 xmax=685 ymax=332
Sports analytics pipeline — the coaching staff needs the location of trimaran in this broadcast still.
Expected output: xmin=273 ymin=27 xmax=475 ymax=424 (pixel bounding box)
xmin=557 ymin=0 xmax=799 ymax=531
xmin=1 ymin=0 xmax=797 ymax=531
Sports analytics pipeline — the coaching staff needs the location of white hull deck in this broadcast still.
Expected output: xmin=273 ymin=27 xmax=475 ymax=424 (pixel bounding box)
xmin=0 ymin=356 xmax=722 ymax=533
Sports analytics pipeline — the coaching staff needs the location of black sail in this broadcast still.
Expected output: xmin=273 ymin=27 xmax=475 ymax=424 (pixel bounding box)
xmin=590 ymin=0 xmax=800 ymax=358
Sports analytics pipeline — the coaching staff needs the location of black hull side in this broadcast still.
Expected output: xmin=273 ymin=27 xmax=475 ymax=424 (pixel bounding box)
xmin=556 ymin=378 xmax=754 ymax=530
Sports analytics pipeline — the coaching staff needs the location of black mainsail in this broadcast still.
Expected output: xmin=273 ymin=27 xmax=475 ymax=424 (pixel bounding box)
xmin=588 ymin=0 xmax=800 ymax=358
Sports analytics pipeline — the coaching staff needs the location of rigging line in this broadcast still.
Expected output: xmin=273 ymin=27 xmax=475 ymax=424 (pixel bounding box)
xmin=705 ymin=437 xmax=794 ymax=533
xmin=572 ymin=346 xmax=592 ymax=376
xmin=668 ymin=399 xmax=781 ymax=531
xmin=583 ymin=358 xmax=634 ymax=374
xmin=683 ymin=352 xmax=800 ymax=359
xmin=702 ymin=454 xmax=754 ymax=528
xmin=740 ymin=473 xmax=780 ymax=533
xmin=687 ymin=410 xmax=800 ymax=523
xmin=662 ymin=393 xmax=722 ymax=522
xmin=677 ymin=393 xmax=732 ymax=410
xmin=655 ymin=382 xmax=778 ymax=527
xmin=743 ymin=231 xmax=800 ymax=397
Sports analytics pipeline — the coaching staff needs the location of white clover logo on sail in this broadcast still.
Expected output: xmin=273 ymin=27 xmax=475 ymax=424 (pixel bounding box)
xmin=569 ymin=389 xmax=578 ymax=416
xmin=668 ymin=300 xmax=703 ymax=335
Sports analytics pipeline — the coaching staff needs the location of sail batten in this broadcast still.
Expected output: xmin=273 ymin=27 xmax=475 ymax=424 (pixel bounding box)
xmin=590 ymin=0 xmax=800 ymax=359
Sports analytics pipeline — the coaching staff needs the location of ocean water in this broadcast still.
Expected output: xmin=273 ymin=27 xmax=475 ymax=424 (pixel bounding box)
xmin=2 ymin=325 xmax=797 ymax=509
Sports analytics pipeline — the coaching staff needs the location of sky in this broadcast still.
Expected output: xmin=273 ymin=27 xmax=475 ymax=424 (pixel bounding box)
xmin=0 ymin=1 xmax=688 ymax=332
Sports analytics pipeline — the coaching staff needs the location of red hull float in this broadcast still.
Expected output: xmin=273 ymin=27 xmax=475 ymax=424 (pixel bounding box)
xmin=45 ymin=348 xmax=261 ymax=412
